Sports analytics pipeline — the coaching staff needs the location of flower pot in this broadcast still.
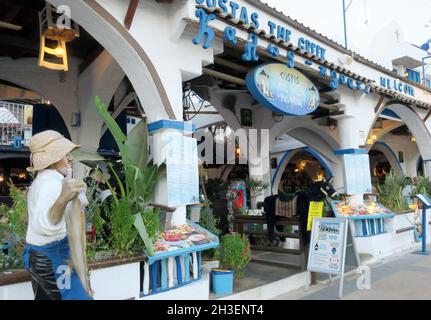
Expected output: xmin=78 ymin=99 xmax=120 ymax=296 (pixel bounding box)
xmin=211 ymin=269 xmax=234 ymax=296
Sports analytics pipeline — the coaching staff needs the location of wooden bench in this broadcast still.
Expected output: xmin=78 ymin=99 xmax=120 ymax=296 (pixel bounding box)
xmin=233 ymin=214 xmax=307 ymax=270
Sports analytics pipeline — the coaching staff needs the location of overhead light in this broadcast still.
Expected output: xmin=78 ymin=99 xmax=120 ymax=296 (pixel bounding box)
xmin=0 ymin=175 xmax=4 ymax=183
xmin=54 ymin=46 xmax=65 ymax=57
xmin=411 ymin=136 xmax=417 ymax=143
xmin=38 ymin=3 xmax=80 ymax=71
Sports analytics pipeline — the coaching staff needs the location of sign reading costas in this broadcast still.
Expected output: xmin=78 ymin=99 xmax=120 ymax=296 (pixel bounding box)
xmin=246 ymin=63 xmax=320 ymax=116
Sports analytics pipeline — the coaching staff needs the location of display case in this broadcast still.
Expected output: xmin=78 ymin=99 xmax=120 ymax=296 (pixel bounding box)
xmin=330 ymin=200 xmax=396 ymax=237
xmin=141 ymin=220 xmax=219 ymax=297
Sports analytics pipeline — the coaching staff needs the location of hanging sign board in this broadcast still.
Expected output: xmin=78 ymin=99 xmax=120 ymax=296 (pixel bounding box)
xmin=307 ymin=201 xmax=324 ymax=231
xmin=308 ymin=218 xmax=361 ymax=298
xmin=246 ymin=63 xmax=320 ymax=116
xmin=343 ymin=154 xmax=373 ymax=195
xmin=166 ymin=135 xmax=200 ymax=207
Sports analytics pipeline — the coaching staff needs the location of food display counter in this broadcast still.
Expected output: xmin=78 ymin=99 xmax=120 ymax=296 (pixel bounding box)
xmin=330 ymin=200 xmax=396 ymax=237
xmin=141 ymin=221 xmax=219 ymax=297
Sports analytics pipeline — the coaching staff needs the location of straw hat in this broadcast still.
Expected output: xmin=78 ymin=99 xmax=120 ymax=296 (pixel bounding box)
xmin=27 ymin=130 xmax=80 ymax=172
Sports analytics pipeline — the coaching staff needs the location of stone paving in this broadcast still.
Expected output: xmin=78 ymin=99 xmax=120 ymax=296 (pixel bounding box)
xmin=274 ymin=251 xmax=431 ymax=300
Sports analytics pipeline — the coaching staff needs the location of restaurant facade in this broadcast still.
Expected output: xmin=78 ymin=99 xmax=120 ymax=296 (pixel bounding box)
xmin=1 ymin=0 xmax=431 ymax=300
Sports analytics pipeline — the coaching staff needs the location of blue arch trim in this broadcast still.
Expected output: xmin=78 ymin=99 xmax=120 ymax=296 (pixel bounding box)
xmin=373 ymin=141 xmax=404 ymax=175
xmin=271 ymin=147 xmax=333 ymax=188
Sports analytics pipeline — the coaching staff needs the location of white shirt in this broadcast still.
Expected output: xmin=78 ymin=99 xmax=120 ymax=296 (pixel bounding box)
xmin=26 ymin=169 xmax=67 ymax=246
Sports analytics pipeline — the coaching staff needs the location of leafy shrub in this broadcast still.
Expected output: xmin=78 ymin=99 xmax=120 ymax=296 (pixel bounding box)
xmin=199 ymin=206 xmax=220 ymax=260
xmin=415 ymin=176 xmax=431 ymax=198
xmin=378 ymin=171 xmax=409 ymax=214
xmin=218 ymin=233 xmax=251 ymax=277
xmin=107 ymin=199 xmax=139 ymax=257
xmin=142 ymin=208 xmax=161 ymax=243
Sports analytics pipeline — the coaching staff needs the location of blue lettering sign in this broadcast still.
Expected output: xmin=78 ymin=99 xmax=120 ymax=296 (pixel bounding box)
xmin=268 ymin=21 xmax=276 ymax=35
xmin=239 ymin=6 xmax=249 ymax=24
xmin=229 ymin=1 xmax=239 ymax=18
xmin=267 ymin=44 xmax=279 ymax=57
xmin=287 ymin=51 xmax=295 ymax=68
xmin=192 ymin=9 xmax=216 ymax=49
xmin=218 ymin=0 xmax=228 ymax=13
xmin=251 ymin=12 xmax=259 ymax=29
xmin=242 ymin=33 xmax=259 ymax=62
xmin=224 ymin=26 xmax=237 ymax=45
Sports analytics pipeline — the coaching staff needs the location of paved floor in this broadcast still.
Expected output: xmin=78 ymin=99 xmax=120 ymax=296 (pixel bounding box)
xmin=210 ymin=252 xmax=302 ymax=299
xmin=274 ymin=251 xmax=431 ymax=300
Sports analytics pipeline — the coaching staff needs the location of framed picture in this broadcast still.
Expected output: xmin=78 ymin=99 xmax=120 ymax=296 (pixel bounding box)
xmin=240 ymin=109 xmax=253 ymax=127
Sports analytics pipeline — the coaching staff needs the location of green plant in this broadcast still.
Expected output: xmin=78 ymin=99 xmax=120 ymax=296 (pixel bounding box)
xmin=218 ymin=233 xmax=251 ymax=277
xmin=142 ymin=207 xmax=161 ymax=243
xmin=108 ymin=199 xmax=140 ymax=257
xmin=84 ymin=172 xmax=111 ymax=260
xmin=199 ymin=206 xmax=221 ymax=260
xmin=378 ymin=171 xmax=410 ymax=214
xmin=245 ymin=178 xmax=269 ymax=198
xmin=0 ymin=182 xmax=27 ymax=271
xmin=95 ymin=96 xmax=162 ymax=256
xmin=415 ymin=176 xmax=431 ymax=198
xmin=205 ymin=179 xmax=228 ymax=207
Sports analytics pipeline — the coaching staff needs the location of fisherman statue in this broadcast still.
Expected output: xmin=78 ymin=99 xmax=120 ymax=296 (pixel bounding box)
xmin=23 ymin=130 xmax=93 ymax=300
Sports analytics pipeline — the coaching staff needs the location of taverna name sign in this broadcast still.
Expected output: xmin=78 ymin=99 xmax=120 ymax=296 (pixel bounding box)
xmin=192 ymin=0 xmax=415 ymax=98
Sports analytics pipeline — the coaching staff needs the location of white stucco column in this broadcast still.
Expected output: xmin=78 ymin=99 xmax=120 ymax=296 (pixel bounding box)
xmin=248 ymin=128 xmax=272 ymax=208
xmin=424 ymin=160 xmax=431 ymax=179
xmin=149 ymin=120 xmax=198 ymax=227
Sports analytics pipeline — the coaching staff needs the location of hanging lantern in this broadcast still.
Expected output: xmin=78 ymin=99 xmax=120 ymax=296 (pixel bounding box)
xmin=38 ymin=3 xmax=79 ymax=71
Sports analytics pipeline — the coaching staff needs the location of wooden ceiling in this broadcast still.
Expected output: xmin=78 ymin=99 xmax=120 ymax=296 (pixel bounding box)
xmin=0 ymin=0 xmax=100 ymax=61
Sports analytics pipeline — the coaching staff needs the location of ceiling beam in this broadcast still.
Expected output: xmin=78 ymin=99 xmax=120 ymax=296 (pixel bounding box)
xmin=124 ymin=0 xmax=139 ymax=31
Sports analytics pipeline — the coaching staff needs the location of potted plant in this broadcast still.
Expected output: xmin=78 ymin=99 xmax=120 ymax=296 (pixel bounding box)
xmin=211 ymin=233 xmax=251 ymax=296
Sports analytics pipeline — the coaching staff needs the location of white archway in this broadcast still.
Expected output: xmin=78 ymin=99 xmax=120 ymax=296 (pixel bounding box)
xmin=47 ymin=0 xmax=176 ymax=122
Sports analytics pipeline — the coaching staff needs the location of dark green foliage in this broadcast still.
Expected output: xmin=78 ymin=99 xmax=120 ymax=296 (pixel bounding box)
xmin=218 ymin=233 xmax=251 ymax=277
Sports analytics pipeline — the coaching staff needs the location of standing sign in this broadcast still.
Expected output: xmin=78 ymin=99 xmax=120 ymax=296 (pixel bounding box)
xmin=307 ymin=218 xmax=361 ymax=298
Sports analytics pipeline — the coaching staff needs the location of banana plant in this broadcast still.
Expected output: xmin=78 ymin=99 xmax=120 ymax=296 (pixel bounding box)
xmin=95 ymin=96 xmax=159 ymax=256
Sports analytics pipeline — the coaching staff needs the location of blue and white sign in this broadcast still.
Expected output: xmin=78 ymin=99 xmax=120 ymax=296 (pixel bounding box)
xmin=246 ymin=63 xmax=320 ymax=116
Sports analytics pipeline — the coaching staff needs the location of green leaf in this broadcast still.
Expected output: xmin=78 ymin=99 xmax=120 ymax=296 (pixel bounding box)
xmin=70 ymin=149 xmax=106 ymax=162
xmin=125 ymin=119 xmax=149 ymax=171
xmin=133 ymin=213 xmax=155 ymax=256
xmin=94 ymin=96 xmax=130 ymax=164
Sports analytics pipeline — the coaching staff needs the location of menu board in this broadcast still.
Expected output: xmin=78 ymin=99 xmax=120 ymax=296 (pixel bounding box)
xmin=166 ymin=135 xmax=200 ymax=207
xmin=343 ymin=154 xmax=372 ymax=195
xmin=308 ymin=218 xmax=347 ymax=274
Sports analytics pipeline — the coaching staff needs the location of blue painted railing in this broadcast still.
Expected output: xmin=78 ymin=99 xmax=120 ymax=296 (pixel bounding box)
xmin=140 ymin=221 xmax=219 ymax=297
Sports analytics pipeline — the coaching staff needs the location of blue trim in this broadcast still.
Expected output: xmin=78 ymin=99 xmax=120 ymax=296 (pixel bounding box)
xmin=373 ymin=141 xmax=404 ymax=175
xmin=175 ymin=256 xmax=183 ymax=287
xmin=271 ymin=147 xmax=333 ymax=188
xmin=184 ymin=254 xmax=190 ymax=283
xmin=380 ymin=109 xmax=401 ymax=120
xmin=334 ymin=148 xmax=368 ymax=155
xmin=151 ymin=260 xmax=159 ymax=294
xmin=148 ymin=120 xmax=196 ymax=134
